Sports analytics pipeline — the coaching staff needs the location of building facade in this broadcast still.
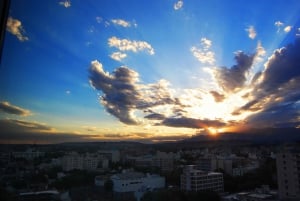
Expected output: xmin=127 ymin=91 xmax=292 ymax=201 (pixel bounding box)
xmin=111 ymin=171 xmax=165 ymax=193
xmin=181 ymin=165 xmax=224 ymax=193
xmin=277 ymin=152 xmax=300 ymax=201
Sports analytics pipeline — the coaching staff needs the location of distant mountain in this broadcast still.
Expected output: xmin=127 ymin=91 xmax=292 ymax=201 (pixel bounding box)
xmin=184 ymin=127 xmax=300 ymax=143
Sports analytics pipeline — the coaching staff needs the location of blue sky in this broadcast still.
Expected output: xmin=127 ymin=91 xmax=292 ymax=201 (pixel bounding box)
xmin=1 ymin=0 xmax=300 ymax=143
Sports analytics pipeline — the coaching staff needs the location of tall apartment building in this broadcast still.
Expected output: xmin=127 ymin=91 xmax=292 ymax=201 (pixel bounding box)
xmin=277 ymin=151 xmax=300 ymax=200
xmin=181 ymin=165 xmax=224 ymax=193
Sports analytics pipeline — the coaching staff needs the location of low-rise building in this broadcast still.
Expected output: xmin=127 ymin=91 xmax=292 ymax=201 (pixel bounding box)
xmin=110 ymin=171 xmax=165 ymax=193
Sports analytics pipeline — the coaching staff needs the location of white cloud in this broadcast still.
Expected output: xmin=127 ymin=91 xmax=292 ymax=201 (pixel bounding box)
xmin=275 ymin=21 xmax=284 ymax=27
xmin=201 ymin=38 xmax=212 ymax=49
xmin=111 ymin=19 xmax=131 ymax=27
xmin=108 ymin=36 xmax=155 ymax=55
xmin=174 ymin=0 xmax=183 ymax=10
xmin=245 ymin=25 xmax=256 ymax=39
xmin=284 ymin=26 xmax=292 ymax=33
xmin=59 ymin=0 xmax=71 ymax=8
xmin=96 ymin=16 xmax=103 ymax=23
xmin=191 ymin=37 xmax=215 ymax=65
xmin=6 ymin=17 xmax=29 ymax=42
xmin=110 ymin=52 xmax=127 ymax=61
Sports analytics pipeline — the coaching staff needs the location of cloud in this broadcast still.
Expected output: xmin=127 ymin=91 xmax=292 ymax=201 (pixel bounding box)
xmin=245 ymin=25 xmax=257 ymax=39
xmin=89 ymin=61 xmax=180 ymax=125
xmin=110 ymin=52 xmax=127 ymax=61
xmin=174 ymin=0 xmax=183 ymax=10
xmin=144 ymin=113 xmax=165 ymax=120
xmin=210 ymin=91 xmax=225 ymax=102
xmin=236 ymin=39 xmax=300 ymax=127
xmin=59 ymin=0 xmax=71 ymax=8
xmin=111 ymin=19 xmax=131 ymax=27
xmin=0 ymin=101 xmax=31 ymax=116
xmin=275 ymin=21 xmax=284 ymax=27
xmin=284 ymin=26 xmax=292 ymax=33
xmin=0 ymin=119 xmax=98 ymax=144
xmin=0 ymin=119 xmax=53 ymax=133
xmin=108 ymin=36 xmax=155 ymax=55
xmin=161 ymin=117 xmax=225 ymax=129
xmin=213 ymin=51 xmax=255 ymax=92
xmin=6 ymin=17 xmax=29 ymax=41
xmin=191 ymin=38 xmax=215 ymax=65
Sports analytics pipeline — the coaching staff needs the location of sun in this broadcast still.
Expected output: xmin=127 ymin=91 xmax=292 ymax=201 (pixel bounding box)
xmin=208 ymin=127 xmax=219 ymax=135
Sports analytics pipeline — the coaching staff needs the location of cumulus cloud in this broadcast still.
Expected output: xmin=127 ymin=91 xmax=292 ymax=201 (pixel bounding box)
xmin=236 ymin=39 xmax=300 ymax=127
xmin=6 ymin=17 xmax=29 ymax=41
xmin=59 ymin=0 xmax=71 ymax=8
xmin=108 ymin=36 xmax=155 ymax=55
xmin=284 ymin=26 xmax=292 ymax=33
xmin=245 ymin=25 xmax=257 ymax=39
xmin=174 ymin=0 xmax=183 ymax=10
xmin=110 ymin=52 xmax=127 ymax=61
xmin=89 ymin=60 xmax=180 ymax=125
xmin=191 ymin=38 xmax=215 ymax=65
xmin=0 ymin=101 xmax=31 ymax=116
xmin=111 ymin=19 xmax=131 ymax=27
xmin=213 ymin=51 xmax=255 ymax=92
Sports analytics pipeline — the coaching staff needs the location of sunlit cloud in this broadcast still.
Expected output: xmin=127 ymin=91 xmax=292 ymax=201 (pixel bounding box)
xmin=174 ymin=0 xmax=184 ymax=10
xmin=108 ymin=36 xmax=155 ymax=55
xmin=110 ymin=52 xmax=127 ymax=61
xmin=245 ymin=25 xmax=257 ymax=39
xmin=237 ymin=39 xmax=300 ymax=127
xmin=111 ymin=19 xmax=132 ymax=27
xmin=6 ymin=17 xmax=29 ymax=42
xmin=284 ymin=25 xmax=292 ymax=33
xmin=59 ymin=0 xmax=71 ymax=8
xmin=0 ymin=101 xmax=31 ymax=116
xmin=191 ymin=38 xmax=215 ymax=65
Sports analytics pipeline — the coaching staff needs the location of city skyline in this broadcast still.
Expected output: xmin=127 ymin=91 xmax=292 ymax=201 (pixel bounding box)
xmin=0 ymin=0 xmax=300 ymax=143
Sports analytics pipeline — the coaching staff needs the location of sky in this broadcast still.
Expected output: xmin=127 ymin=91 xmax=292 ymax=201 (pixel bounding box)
xmin=0 ymin=0 xmax=300 ymax=144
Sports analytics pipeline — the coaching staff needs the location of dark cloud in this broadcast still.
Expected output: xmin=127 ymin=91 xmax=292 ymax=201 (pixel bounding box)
xmin=210 ymin=91 xmax=225 ymax=102
xmin=161 ymin=117 xmax=226 ymax=128
xmin=89 ymin=60 xmax=181 ymax=125
xmin=144 ymin=113 xmax=165 ymax=120
xmin=0 ymin=101 xmax=31 ymax=116
xmin=237 ymin=39 xmax=300 ymax=127
xmin=0 ymin=119 xmax=53 ymax=132
xmin=214 ymin=51 xmax=254 ymax=92
xmin=0 ymin=119 xmax=97 ymax=144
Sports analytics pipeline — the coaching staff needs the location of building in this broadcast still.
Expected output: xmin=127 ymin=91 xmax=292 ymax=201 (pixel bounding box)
xmin=62 ymin=152 xmax=109 ymax=171
xmin=110 ymin=171 xmax=165 ymax=193
xmin=277 ymin=151 xmax=300 ymax=201
xmin=181 ymin=165 xmax=224 ymax=192
xmin=98 ymin=150 xmax=120 ymax=163
xmin=12 ymin=148 xmax=44 ymax=160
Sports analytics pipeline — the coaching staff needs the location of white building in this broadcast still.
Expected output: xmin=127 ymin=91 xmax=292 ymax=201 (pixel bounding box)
xmin=277 ymin=151 xmax=300 ymax=201
xmin=62 ymin=152 xmax=109 ymax=171
xmin=12 ymin=148 xmax=44 ymax=160
xmin=181 ymin=165 xmax=224 ymax=193
xmin=110 ymin=171 xmax=165 ymax=193
xmin=98 ymin=150 xmax=120 ymax=163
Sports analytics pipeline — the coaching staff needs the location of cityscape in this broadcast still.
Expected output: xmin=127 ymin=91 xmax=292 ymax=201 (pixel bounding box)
xmin=1 ymin=0 xmax=300 ymax=200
